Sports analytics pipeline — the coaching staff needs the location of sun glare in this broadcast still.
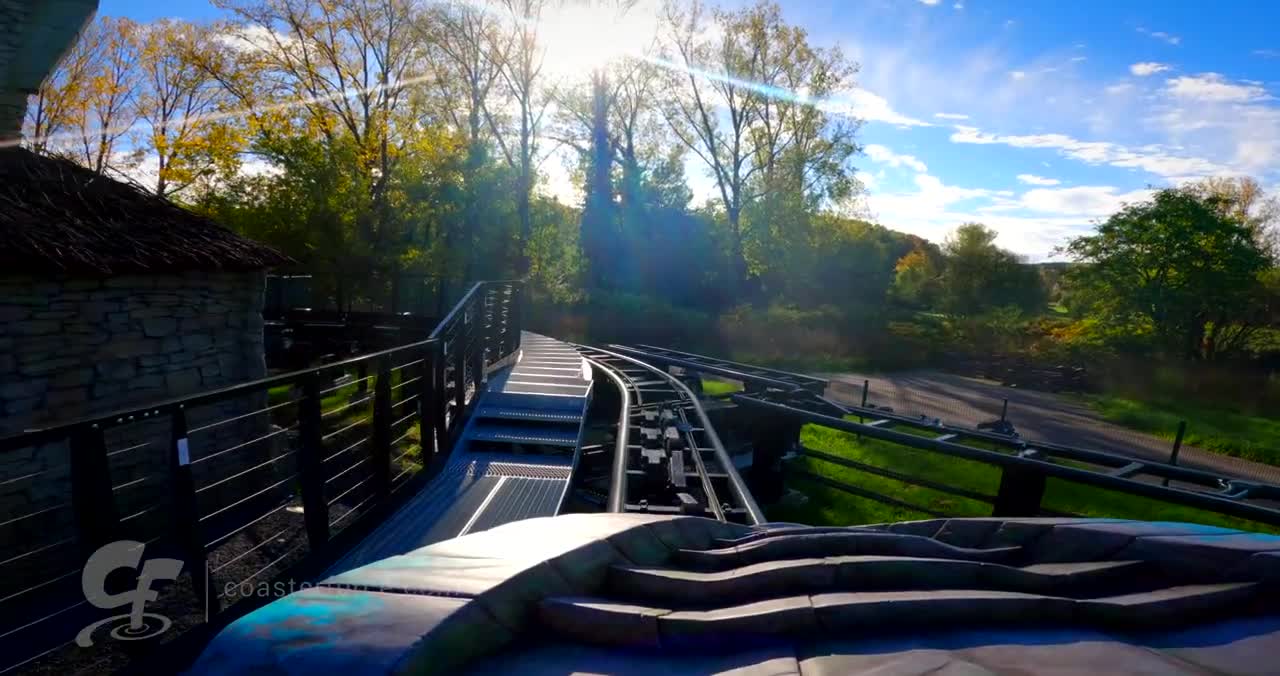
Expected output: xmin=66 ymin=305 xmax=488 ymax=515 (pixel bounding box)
xmin=536 ymin=1 xmax=661 ymax=81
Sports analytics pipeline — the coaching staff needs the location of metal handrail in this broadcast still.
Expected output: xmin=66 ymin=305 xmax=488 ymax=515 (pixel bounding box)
xmin=0 ymin=336 xmax=431 ymax=452
xmin=1 ymin=281 xmax=525 ymax=452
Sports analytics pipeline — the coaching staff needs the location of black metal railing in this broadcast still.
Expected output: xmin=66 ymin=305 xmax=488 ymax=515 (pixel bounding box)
xmin=734 ymin=393 xmax=1280 ymax=529
xmin=0 ymin=280 xmax=522 ymax=674
xmin=607 ymin=343 xmax=1280 ymax=531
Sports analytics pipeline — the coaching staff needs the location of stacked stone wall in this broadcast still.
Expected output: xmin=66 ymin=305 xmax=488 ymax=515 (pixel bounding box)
xmin=0 ymin=270 xmax=281 ymax=593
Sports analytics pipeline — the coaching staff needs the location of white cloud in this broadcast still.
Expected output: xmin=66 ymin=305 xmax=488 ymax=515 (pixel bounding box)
xmin=1129 ymin=62 xmax=1170 ymax=77
xmin=918 ymin=0 xmax=940 ymax=4
xmin=864 ymin=144 xmax=928 ymax=173
xmin=825 ymin=88 xmax=931 ymax=127
xmin=1105 ymin=83 xmax=1134 ymax=95
xmin=216 ymin=24 xmax=296 ymax=55
xmin=1018 ymin=185 xmax=1152 ymax=216
xmin=1009 ymin=70 xmax=1026 ymax=80
xmin=1070 ymin=56 xmax=1087 ymax=62
xmin=1138 ymin=28 xmax=1181 ymax=46
xmin=1016 ymin=174 xmax=1060 ymax=186
xmin=864 ymin=174 xmax=1109 ymax=259
xmin=933 ymin=112 xmax=969 ymax=120
xmin=1255 ymin=49 xmax=1280 ymax=58
xmin=950 ymin=125 xmax=1233 ymax=178
xmin=1165 ymin=73 xmax=1270 ymax=102
xmin=953 ymin=1 xmax=964 ymax=8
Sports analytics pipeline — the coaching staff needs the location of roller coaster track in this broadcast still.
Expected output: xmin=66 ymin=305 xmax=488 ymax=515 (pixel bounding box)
xmin=570 ymin=344 xmax=764 ymax=526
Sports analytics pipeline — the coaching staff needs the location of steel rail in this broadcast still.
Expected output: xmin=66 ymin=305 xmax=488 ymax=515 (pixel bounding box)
xmin=577 ymin=344 xmax=764 ymax=525
xmin=607 ymin=344 xmax=815 ymax=393
xmin=582 ymin=357 xmax=633 ymax=513
xmin=620 ymin=343 xmax=830 ymax=392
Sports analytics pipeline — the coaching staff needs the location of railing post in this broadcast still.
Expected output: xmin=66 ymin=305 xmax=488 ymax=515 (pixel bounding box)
xmin=296 ymin=373 xmax=329 ymax=550
xmin=69 ymin=424 xmax=118 ymax=558
xmin=418 ymin=343 xmax=437 ymax=458
xmin=748 ymin=415 xmax=798 ymax=504
xmin=509 ymin=282 xmax=523 ymax=354
xmin=471 ymin=295 xmax=487 ymax=389
xmin=1163 ymin=421 xmax=1187 ymax=487
xmin=371 ymin=355 xmax=393 ymax=498
xmin=992 ymin=450 xmax=1047 ymax=517
xmin=433 ymin=342 xmax=449 ymax=451
xmin=169 ymin=406 xmax=218 ymax=616
xmin=453 ymin=326 xmax=467 ymax=417
xmin=356 ymin=360 xmax=369 ymax=397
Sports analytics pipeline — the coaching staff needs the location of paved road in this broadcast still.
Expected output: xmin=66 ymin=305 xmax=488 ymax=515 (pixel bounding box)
xmin=820 ymin=370 xmax=1280 ymax=486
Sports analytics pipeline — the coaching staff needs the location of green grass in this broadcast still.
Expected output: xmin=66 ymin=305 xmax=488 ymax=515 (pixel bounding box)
xmin=728 ymin=352 xmax=874 ymax=373
xmin=700 ymin=377 xmax=744 ymax=396
xmin=1085 ymin=395 xmax=1280 ymax=466
xmin=768 ymin=417 xmax=1278 ymax=534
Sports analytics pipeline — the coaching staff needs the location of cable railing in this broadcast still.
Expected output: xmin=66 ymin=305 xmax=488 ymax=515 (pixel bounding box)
xmin=0 ymin=280 xmax=522 ymax=675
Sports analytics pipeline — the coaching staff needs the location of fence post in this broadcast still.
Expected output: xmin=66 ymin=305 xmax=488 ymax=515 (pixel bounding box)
xmin=1163 ymin=421 xmax=1187 ymax=487
xmin=857 ymin=379 xmax=869 ymax=437
xmin=371 ymin=355 xmax=393 ymax=499
xmin=1000 ymin=398 xmax=1009 ymax=422
xmin=296 ymin=373 xmax=329 ymax=550
xmin=68 ymin=424 xmax=118 ymax=557
xmin=992 ymin=451 xmax=1047 ymax=517
xmin=168 ymin=406 xmax=218 ymax=616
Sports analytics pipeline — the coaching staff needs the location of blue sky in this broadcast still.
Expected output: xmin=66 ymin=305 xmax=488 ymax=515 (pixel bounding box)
xmin=102 ymin=0 xmax=1280 ymax=259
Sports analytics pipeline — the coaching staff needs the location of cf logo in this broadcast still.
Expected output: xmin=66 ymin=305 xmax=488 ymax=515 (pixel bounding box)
xmin=75 ymin=541 xmax=184 ymax=647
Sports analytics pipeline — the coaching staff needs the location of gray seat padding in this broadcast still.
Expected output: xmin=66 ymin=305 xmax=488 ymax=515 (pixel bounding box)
xmin=187 ymin=515 xmax=1280 ymax=675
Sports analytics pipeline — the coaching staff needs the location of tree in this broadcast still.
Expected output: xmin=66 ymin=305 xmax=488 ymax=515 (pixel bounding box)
xmin=1185 ymin=176 xmax=1279 ymax=260
xmin=658 ymin=0 xmax=860 ymax=291
xmin=23 ymin=17 xmax=100 ymax=157
xmin=487 ymin=0 xmax=554 ymax=275
xmin=23 ymin=17 xmax=142 ymax=176
xmin=137 ymin=20 xmax=242 ymax=198
xmin=1064 ymin=188 xmax=1271 ymax=360
xmin=891 ymin=248 xmax=940 ymax=308
xmin=939 ymin=223 xmax=1044 ymax=316
xmin=210 ymin=0 xmax=423 ymax=306
xmin=417 ymin=0 xmax=508 ymax=296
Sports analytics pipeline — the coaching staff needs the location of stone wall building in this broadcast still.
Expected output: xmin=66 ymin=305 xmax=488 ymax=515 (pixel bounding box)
xmin=0 ymin=148 xmax=292 ymax=587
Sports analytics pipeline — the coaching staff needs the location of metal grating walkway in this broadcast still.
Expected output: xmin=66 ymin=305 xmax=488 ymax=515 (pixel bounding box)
xmin=327 ymin=332 xmax=590 ymax=575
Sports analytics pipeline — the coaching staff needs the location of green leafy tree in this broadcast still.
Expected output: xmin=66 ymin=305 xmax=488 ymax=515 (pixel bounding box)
xmin=939 ymin=223 xmax=1045 ymax=316
xmin=1063 ymin=188 xmax=1271 ymax=360
xmin=891 ymin=248 xmax=940 ymax=308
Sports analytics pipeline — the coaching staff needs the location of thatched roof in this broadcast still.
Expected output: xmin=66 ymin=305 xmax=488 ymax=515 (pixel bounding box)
xmin=0 ymin=148 xmax=293 ymax=275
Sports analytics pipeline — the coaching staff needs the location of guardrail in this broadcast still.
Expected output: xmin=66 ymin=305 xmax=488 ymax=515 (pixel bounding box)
xmin=0 ymin=280 xmax=522 ymax=674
